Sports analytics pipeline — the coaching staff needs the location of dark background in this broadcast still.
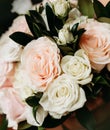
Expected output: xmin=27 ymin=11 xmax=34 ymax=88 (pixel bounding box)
xmin=0 ymin=0 xmax=42 ymax=36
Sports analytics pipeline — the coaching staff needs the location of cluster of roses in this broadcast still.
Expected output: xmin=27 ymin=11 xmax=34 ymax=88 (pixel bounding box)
xmin=0 ymin=0 xmax=110 ymax=129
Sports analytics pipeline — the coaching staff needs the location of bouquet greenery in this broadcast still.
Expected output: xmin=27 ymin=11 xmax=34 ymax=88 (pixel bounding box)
xmin=0 ymin=0 xmax=110 ymax=130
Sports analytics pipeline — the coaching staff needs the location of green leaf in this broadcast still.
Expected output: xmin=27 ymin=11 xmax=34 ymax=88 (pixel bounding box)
xmin=33 ymin=23 xmax=43 ymax=38
xmin=93 ymin=0 xmax=110 ymax=18
xmin=25 ymin=92 xmax=43 ymax=107
xmin=42 ymin=113 xmax=71 ymax=128
xmin=76 ymin=106 xmax=96 ymax=130
xmin=98 ymin=17 xmax=110 ymax=23
xmin=58 ymin=45 xmax=74 ymax=56
xmin=71 ymin=23 xmax=79 ymax=35
xmin=78 ymin=0 xmax=95 ymax=18
xmin=106 ymin=1 xmax=110 ymax=13
xmin=0 ymin=115 xmax=8 ymax=130
xmin=102 ymin=86 xmax=110 ymax=102
xmin=29 ymin=10 xmax=47 ymax=30
xmin=45 ymin=3 xmax=58 ymax=36
xmin=25 ymin=14 xmax=37 ymax=37
xmin=9 ymin=32 xmax=34 ymax=46
xmin=33 ymin=106 xmax=39 ymax=124
xmin=38 ymin=126 xmax=45 ymax=130
xmin=93 ymin=75 xmax=110 ymax=87
xmin=18 ymin=121 xmax=31 ymax=130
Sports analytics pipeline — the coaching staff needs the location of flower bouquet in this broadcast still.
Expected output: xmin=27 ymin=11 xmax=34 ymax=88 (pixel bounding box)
xmin=0 ymin=0 xmax=110 ymax=130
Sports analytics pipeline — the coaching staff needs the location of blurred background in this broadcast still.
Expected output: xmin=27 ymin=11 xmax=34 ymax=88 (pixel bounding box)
xmin=0 ymin=0 xmax=42 ymax=36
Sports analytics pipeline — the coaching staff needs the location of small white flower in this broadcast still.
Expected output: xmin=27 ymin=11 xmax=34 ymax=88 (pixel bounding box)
xmin=40 ymin=74 xmax=86 ymax=119
xmin=51 ymin=0 xmax=70 ymax=18
xmin=11 ymin=0 xmax=33 ymax=14
xmin=58 ymin=27 xmax=74 ymax=45
xmin=61 ymin=49 xmax=93 ymax=85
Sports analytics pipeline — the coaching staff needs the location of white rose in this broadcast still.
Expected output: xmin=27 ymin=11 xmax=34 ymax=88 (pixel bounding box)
xmin=61 ymin=49 xmax=93 ymax=85
xmin=58 ymin=27 xmax=74 ymax=45
xmin=51 ymin=0 xmax=70 ymax=18
xmin=11 ymin=0 xmax=33 ymax=14
xmin=0 ymin=41 xmax=22 ymax=62
xmin=40 ymin=74 xmax=86 ymax=119
xmin=25 ymin=105 xmax=48 ymax=126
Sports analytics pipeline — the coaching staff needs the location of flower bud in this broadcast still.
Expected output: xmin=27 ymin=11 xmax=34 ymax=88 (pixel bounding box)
xmin=51 ymin=0 xmax=70 ymax=18
xmin=58 ymin=27 xmax=74 ymax=45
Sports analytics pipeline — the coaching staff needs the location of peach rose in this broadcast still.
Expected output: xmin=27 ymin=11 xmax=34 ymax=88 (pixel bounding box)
xmin=21 ymin=36 xmax=61 ymax=91
xmin=79 ymin=20 xmax=110 ymax=71
xmin=0 ymin=88 xmax=26 ymax=130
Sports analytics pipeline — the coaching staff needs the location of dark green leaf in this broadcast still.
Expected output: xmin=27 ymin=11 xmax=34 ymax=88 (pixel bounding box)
xmin=25 ymin=14 xmax=37 ymax=37
xmin=33 ymin=106 xmax=39 ymax=124
xmin=33 ymin=23 xmax=43 ymax=38
xmin=58 ymin=45 xmax=74 ymax=56
xmin=76 ymin=28 xmax=86 ymax=37
xmin=23 ymin=126 xmax=38 ymax=130
xmin=0 ymin=115 xmax=8 ymax=130
xmin=92 ymin=75 xmax=110 ymax=87
xmin=29 ymin=10 xmax=47 ymax=30
xmin=76 ymin=106 xmax=96 ymax=130
xmin=102 ymin=86 xmax=110 ymax=102
xmin=45 ymin=3 xmax=58 ymax=36
xmin=105 ymin=1 xmax=110 ymax=16
xmin=25 ymin=92 xmax=43 ymax=107
xmin=98 ymin=17 xmax=110 ymax=23
xmin=18 ymin=121 xmax=31 ymax=130
xmin=71 ymin=23 xmax=79 ymax=35
xmin=93 ymin=0 xmax=110 ymax=18
xmin=78 ymin=0 xmax=95 ymax=18
xmin=42 ymin=113 xmax=71 ymax=128
xmin=9 ymin=32 xmax=34 ymax=46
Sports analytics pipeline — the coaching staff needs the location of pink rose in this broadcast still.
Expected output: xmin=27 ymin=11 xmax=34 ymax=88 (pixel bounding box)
xmin=79 ymin=20 xmax=110 ymax=71
xmin=0 ymin=59 xmax=14 ymax=87
xmin=21 ymin=36 xmax=61 ymax=91
xmin=0 ymin=87 xmax=25 ymax=129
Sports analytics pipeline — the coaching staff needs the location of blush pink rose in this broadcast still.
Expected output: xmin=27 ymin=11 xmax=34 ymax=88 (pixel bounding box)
xmin=21 ymin=36 xmax=61 ymax=91
xmin=0 ymin=87 xmax=26 ymax=129
xmin=0 ymin=59 xmax=14 ymax=87
xmin=79 ymin=20 xmax=110 ymax=71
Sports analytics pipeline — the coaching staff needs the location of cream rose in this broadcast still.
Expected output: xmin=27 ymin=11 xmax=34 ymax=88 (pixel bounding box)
xmin=61 ymin=49 xmax=92 ymax=85
xmin=40 ymin=74 xmax=86 ymax=119
xmin=79 ymin=20 xmax=110 ymax=71
xmin=0 ymin=59 xmax=14 ymax=87
xmin=21 ymin=36 xmax=61 ymax=91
